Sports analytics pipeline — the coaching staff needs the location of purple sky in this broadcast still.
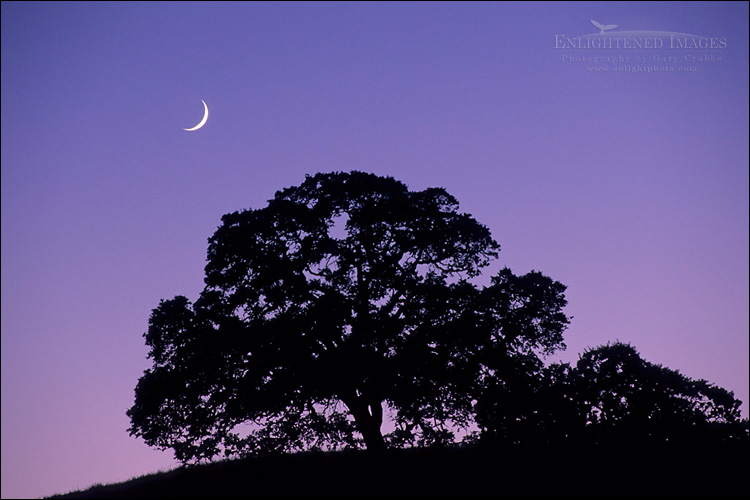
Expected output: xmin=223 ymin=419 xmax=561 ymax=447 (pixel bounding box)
xmin=2 ymin=2 xmax=747 ymax=498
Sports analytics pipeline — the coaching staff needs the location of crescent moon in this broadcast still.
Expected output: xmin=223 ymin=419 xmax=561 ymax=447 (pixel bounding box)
xmin=184 ymin=100 xmax=209 ymax=131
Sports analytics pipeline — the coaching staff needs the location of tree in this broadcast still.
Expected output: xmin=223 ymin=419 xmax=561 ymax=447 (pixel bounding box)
xmin=475 ymin=341 xmax=747 ymax=450
xmin=127 ymin=171 xmax=570 ymax=462
xmin=475 ymin=341 xmax=746 ymax=448
xmin=474 ymin=352 xmax=580 ymax=448
xmin=568 ymin=342 xmax=745 ymax=446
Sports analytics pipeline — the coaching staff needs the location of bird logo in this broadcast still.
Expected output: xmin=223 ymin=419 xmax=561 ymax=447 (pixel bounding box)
xmin=590 ymin=19 xmax=618 ymax=34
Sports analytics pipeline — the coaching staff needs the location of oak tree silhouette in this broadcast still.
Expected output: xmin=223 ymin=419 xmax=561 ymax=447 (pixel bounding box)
xmin=476 ymin=341 xmax=747 ymax=449
xmin=569 ymin=342 xmax=745 ymax=446
xmin=127 ymin=172 xmax=570 ymax=463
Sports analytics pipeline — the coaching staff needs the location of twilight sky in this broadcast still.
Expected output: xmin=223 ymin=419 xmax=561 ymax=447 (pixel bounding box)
xmin=2 ymin=2 xmax=748 ymax=498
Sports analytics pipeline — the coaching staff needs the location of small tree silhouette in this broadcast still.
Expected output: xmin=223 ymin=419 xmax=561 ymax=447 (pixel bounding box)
xmin=570 ymin=342 xmax=745 ymax=446
xmin=476 ymin=341 xmax=746 ymax=449
xmin=127 ymin=172 xmax=570 ymax=462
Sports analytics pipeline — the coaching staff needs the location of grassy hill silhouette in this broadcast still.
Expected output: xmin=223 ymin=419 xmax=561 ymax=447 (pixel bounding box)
xmin=47 ymin=442 xmax=747 ymax=499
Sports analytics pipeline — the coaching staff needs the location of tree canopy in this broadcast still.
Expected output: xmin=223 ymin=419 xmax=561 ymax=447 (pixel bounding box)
xmin=127 ymin=171 xmax=571 ymax=462
xmin=569 ymin=342 xmax=745 ymax=445
xmin=475 ymin=342 xmax=747 ymax=448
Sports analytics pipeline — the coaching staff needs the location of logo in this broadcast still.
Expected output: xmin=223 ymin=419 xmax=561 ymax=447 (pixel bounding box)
xmin=590 ymin=20 xmax=617 ymax=35
xmin=555 ymin=19 xmax=728 ymax=50
xmin=555 ymin=19 xmax=727 ymax=73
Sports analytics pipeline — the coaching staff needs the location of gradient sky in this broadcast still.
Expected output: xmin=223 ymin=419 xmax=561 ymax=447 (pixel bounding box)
xmin=2 ymin=2 xmax=748 ymax=498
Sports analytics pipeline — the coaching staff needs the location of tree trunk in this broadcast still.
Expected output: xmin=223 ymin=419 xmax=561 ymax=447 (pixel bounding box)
xmin=344 ymin=395 xmax=385 ymax=453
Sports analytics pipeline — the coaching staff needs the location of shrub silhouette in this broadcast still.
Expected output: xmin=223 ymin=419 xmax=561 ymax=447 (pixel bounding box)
xmin=127 ymin=171 xmax=571 ymax=462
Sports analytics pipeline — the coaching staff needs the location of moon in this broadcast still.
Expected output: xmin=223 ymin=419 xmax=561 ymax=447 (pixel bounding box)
xmin=184 ymin=100 xmax=209 ymax=131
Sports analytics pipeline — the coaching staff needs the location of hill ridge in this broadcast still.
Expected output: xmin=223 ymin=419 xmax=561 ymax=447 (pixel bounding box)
xmin=47 ymin=443 xmax=748 ymax=499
